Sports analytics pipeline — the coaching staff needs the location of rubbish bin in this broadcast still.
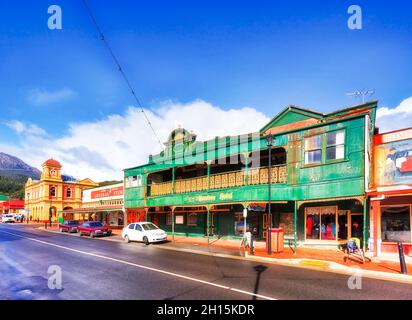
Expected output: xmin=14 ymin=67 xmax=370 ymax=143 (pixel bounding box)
xmin=268 ymin=228 xmax=284 ymax=253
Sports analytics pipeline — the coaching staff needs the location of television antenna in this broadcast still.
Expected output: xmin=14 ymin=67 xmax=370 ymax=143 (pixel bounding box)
xmin=346 ymin=89 xmax=375 ymax=104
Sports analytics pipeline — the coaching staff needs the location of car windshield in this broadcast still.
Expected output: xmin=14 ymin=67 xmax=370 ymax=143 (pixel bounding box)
xmin=89 ymin=222 xmax=103 ymax=228
xmin=142 ymin=223 xmax=159 ymax=231
xmin=68 ymin=221 xmax=79 ymax=225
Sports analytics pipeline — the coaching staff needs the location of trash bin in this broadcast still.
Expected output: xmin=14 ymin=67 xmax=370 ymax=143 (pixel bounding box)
xmin=268 ymin=228 xmax=284 ymax=253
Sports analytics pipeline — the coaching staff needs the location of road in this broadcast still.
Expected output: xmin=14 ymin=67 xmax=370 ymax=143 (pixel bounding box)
xmin=0 ymin=224 xmax=411 ymax=300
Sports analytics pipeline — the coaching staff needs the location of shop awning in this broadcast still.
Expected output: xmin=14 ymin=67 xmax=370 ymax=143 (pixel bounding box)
xmin=59 ymin=206 xmax=123 ymax=215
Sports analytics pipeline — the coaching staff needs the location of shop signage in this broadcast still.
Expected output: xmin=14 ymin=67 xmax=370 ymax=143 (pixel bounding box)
xmin=375 ymin=137 xmax=412 ymax=186
xmin=91 ymin=186 xmax=124 ymax=199
xmin=183 ymin=192 xmax=234 ymax=204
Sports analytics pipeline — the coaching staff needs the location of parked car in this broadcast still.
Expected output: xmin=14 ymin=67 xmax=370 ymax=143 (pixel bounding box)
xmin=59 ymin=220 xmax=80 ymax=233
xmin=2 ymin=214 xmax=16 ymax=223
xmin=122 ymin=222 xmax=167 ymax=245
xmin=78 ymin=221 xmax=112 ymax=238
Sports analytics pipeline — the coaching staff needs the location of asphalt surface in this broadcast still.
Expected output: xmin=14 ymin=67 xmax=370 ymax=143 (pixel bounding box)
xmin=0 ymin=223 xmax=411 ymax=300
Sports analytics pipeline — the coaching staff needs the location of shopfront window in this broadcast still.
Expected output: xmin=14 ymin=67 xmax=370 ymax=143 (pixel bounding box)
xmin=381 ymin=206 xmax=411 ymax=243
xmin=187 ymin=213 xmax=198 ymax=226
xmin=306 ymin=206 xmax=337 ymax=240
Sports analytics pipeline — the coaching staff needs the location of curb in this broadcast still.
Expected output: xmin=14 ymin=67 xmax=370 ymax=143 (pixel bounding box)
xmin=35 ymin=226 xmax=412 ymax=284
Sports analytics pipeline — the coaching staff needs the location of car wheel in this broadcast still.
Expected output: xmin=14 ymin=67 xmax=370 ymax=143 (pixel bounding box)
xmin=143 ymin=236 xmax=150 ymax=245
xmin=90 ymin=232 xmax=94 ymax=238
xmin=124 ymin=235 xmax=130 ymax=243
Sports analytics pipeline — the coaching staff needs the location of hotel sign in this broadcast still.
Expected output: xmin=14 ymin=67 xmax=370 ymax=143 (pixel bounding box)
xmin=183 ymin=192 xmax=234 ymax=204
xmin=91 ymin=186 xmax=124 ymax=199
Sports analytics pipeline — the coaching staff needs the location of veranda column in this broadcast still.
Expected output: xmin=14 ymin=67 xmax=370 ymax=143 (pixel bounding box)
xmin=243 ymin=152 xmax=249 ymax=186
xmin=363 ymin=198 xmax=367 ymax=253
xmin=207 ymin=205 xmax=210 ymax=245
xmin=172 ymin=206 xmax=175 ymax=241
xmin=294 ymin=201 xmax=298 ymax=254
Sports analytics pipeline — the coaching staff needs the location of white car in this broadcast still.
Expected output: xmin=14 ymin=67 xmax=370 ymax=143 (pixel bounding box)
xmin=122 ymin=222 xmax=167 ymax=245
xmin=2 ymin=214 xmax=16 ymax=223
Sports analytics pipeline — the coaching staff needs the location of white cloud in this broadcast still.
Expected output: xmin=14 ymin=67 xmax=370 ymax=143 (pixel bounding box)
xmin=1 ymin=100 xmax=269 ymax=181
xmin=27 ymin=88 xmax=77 ymax=105
xmin=4 ymin=120 xmax=46 ymax=136
xmin=376 ymin=97 xmax=412 ymax=133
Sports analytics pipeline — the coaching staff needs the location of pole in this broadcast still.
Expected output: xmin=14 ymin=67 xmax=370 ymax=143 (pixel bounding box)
xmin=172 ymin=207 xmax=175 ymax=241
xmin=294 ymin=201 xmax=297 ymax=254
xmin=207 ymin=206 xmax=210 ymax=245
xmin=363 ymin=198 xmax=367 ymax=253
xmin=398 ymin=242 xmax=408 ymax=275
xmin=267 ymin=143 xmax=272 ymax=255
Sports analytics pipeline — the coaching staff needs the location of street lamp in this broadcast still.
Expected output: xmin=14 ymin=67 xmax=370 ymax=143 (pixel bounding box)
xmin=265 ymin=133 xmax=274 ymax=255
xmin=26 ymin=192 xmax=30 ymax=224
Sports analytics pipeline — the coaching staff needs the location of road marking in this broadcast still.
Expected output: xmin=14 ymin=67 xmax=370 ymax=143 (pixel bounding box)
xmin=0 ymin=229 xmax=277 ymax=300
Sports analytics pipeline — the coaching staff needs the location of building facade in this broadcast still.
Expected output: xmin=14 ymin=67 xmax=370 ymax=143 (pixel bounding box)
xmin=0 ymin=199 xmax=25 ymax=215
xmin=124 ymin=102 xmax=377 ymax=248
xmin=60 ymin=182 xmax=124 ymax=227
xmin=24 ymin=159 xmax=98 ymax=222
xmin=368 ymin=127 xmax=412 ymax=256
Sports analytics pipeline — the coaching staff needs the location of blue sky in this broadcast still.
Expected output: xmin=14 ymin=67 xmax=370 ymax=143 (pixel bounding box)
xmin=0 ymin=0 xmax=411 ymax=179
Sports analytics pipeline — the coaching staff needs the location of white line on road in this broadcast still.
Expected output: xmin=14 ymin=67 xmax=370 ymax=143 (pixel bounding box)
xmin=0 ymin=229 xmax=277 ymax=300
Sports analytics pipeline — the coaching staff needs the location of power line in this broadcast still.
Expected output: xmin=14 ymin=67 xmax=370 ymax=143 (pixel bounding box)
xmin=81 ymin=0 xmax=164 ymax=149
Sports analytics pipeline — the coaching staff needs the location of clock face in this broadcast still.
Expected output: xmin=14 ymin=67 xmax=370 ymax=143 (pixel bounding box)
xmin=50 ymin=170 xmax=56 ymax=176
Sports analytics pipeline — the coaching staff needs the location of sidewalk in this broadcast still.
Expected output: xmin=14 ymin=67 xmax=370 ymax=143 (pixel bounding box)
xmin=33 ymin=225 xmax=412 ymax=281
xmin=163 ymin=235 xmax=412 ymax=275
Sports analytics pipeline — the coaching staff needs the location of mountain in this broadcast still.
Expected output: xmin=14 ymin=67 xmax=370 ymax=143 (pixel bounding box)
xmin=0 ymin=152 xmax=41 ymax=181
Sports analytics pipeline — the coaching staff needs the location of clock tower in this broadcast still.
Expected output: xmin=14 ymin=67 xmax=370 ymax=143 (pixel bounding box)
xmin=41 ymin=158 xmax=63 ymax=181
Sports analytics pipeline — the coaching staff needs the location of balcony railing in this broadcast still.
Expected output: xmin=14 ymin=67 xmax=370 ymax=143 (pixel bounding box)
xmin=149 ymin=165 xmax=287 ymax=197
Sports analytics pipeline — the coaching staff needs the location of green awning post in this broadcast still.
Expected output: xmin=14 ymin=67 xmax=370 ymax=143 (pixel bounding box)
xmin=244 ymin=153 xmax=249 ymax=186
xmin=294 ymin=201 xmax=298 ymax=255
xmin=363 ymin=198 xmax=367 ymax=253
xmin=207 ymin=206 xmax=210 ymax=245
xmin=172 ymin=207 xmax=175 ymax=241
xmin=206 ymin=161 xmax=211 ymax=190
xmin=172 ymin=167 xmax=175 ymax=194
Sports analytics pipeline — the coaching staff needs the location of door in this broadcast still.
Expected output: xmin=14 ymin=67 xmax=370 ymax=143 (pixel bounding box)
xmin=135 ymin=224 xmax=144 ymax=241
xmin=127 ymin=223 xmax=136 ymax=240
xmin=350 ymin=214 xmax=363 ymax=240
xmin=210 ymin=213 xmax=216 ymax=236
xmin=262 ymin=213 xmax=272 ymax=239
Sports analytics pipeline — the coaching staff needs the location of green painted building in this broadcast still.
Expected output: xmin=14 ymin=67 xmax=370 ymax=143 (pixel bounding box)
xmin=124 ymin=102 xmax=377 ymax=247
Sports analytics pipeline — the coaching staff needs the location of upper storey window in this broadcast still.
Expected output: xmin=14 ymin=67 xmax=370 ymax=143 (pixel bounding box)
xmin=326 ymin=130 xmax=345 ymax=161
xmin=126 ymin=175 xmax=142 ymax=188
xmin=304 ymin=135 xmax=322 ymax=165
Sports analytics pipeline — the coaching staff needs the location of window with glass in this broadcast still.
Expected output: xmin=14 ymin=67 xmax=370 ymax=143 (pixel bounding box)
xmin=304 ymin=135 xmax=322 ymax=164
xmin=165 ymin=213 xmax=172 ymax=226
xmin=66 ymin=188 xmax=72 ymax=198
xmin=306 ymin=206 xmax=337 ymax=240
xmin=187 ymin=213 xmax=198 ymax=226
xmin=381 ymin=206 xmax=411 ymax=243
xmin=279 ymin=212 xmax=294 ymax=237
xmin=50 ymin=186 xmax=56 ymax=197
xmin=326 ymin=130 xmax=345 ymax=161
